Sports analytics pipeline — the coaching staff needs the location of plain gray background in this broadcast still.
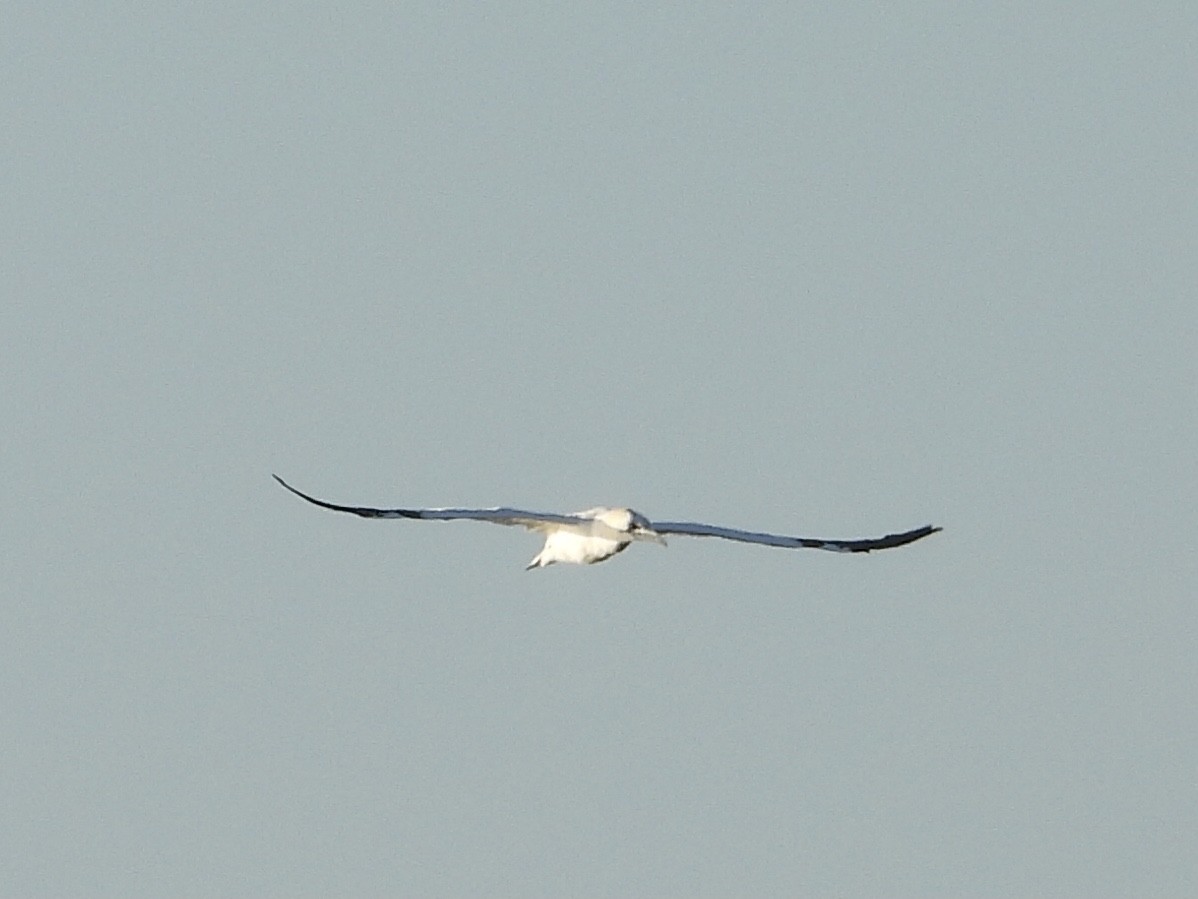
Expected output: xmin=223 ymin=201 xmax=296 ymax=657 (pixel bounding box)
xmin=3 ymin=2 xmax=1195 ymax=896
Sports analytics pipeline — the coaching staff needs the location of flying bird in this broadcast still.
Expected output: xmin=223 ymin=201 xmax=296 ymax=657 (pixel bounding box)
xmin=274 ymin=475 xmax=940 ymax=569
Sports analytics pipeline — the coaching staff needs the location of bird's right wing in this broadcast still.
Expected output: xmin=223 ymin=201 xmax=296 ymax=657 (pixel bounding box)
xmin=650 ymin=519 xmax=941 ymax=553
xmin=273 ymin=475 xmax=591 ymax=532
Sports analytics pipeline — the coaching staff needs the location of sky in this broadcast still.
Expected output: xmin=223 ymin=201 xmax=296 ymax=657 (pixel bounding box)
xmin=2 ymin=2 xmax=1196 ymax=896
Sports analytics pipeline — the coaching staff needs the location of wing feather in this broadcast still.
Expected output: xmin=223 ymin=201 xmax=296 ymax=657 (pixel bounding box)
xmin=651 ymin=520 xmax=941 ymax=553
xmin=273 ymin=475 xmax=590 ymax=531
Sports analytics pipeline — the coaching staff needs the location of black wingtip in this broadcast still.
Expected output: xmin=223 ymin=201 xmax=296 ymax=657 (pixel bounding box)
xmin=272 ymin=473 xmax=333 ymax=509
xmin=899 ymin=523 xmax=942 ymax=546
xmin=903 ymin=523 xmax=942 ymax=542
xmin=273 ymin=473 xmax=300 ymax=495
xmin=844 ymin=523 xmax=942 ymax=552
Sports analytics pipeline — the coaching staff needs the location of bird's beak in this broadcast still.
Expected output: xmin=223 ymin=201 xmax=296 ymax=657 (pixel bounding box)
xmin=633 ymin=527 xmax=667 ymax=546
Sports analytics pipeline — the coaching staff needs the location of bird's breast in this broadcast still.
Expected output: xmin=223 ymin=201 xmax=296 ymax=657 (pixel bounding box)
xmin=540 ymin=529 xmax=629 ymax=566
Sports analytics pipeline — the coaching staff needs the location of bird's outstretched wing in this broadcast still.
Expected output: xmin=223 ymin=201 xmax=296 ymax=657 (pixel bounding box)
xmin=273 ymin=475 xmax=590 ymax=532
xmin=649 ymin=520 xmax=941 ymax=553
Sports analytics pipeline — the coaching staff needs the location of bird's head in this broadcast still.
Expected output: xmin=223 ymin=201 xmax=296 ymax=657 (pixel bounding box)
xmin=626 ymin=509 xmax=668 ymax=546
xmin=591 ymin=507 xmax=667 ymax=545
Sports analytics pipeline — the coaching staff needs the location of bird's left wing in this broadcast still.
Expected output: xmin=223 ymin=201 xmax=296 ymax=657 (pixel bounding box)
xmin=650 ymin=519 xmax=941 ymax=553
xmin=273 ymin=475 xmax=590 ymax=532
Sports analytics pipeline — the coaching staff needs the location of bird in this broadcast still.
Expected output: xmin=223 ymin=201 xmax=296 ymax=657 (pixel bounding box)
xmin=274 ymin=475 xmax=941 ymax=570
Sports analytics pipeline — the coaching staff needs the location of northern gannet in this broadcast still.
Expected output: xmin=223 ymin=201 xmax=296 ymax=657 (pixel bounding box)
xmin=274 ymin=475 xmax=940 ymax=569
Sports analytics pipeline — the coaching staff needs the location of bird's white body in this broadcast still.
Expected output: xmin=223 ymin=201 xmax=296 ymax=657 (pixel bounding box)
xmin=272 ymin=476 xmax=941 ymax=569
xmin=524 ymin=506 xmax=666 ymax=569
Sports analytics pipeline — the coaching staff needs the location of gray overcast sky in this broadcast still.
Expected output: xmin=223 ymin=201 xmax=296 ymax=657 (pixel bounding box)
xmin=3 ymin=2 xmax=1196 ymax=896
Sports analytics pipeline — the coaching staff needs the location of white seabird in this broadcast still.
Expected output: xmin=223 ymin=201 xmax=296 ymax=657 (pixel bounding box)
xmin=274 ymin=475 xmax=940 ymax=569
